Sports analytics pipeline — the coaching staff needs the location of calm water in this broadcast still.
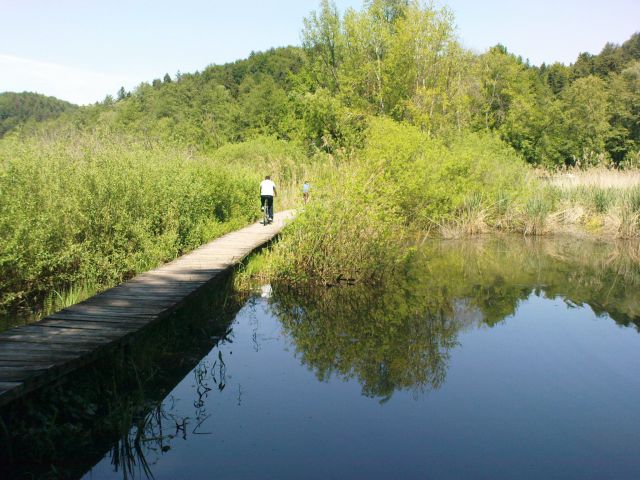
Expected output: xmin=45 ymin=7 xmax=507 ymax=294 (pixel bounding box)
xmin=3 ymin=236 xmax=640 ymax=479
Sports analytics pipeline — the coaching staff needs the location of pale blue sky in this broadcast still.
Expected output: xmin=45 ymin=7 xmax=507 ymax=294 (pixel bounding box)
xmin=1 ymin=0 xmax=638 ymax=104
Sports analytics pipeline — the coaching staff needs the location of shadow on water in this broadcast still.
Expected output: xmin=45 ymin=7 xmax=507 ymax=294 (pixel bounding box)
xmin=268 ymin=235 xmax=640 ymax=400
xmin=0 ymin=272 xmax=248 ymax=480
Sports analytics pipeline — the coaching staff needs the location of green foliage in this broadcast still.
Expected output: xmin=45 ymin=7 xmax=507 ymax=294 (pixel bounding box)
xmin=3 ymin=2 xmax=640 ymax=307
xmin=560 ymin=76 xmax=611 ymax=165
xmin=607 ymin=61 xmax=640 ymax=164
xmin=15 ymin=9 xmax=638 ymax=169
xmin=0 ymin=92 xmax=76 ymax=137
xmin=22 ymin=47 xmax=308 ymax=154
xmin=0 ymin=132 xmax=259 ymax=311
xmin=302 ymin=0 xmax=344 ymax=93
xmin=210 ymin=135 xmax=307 ymax=181
xmin=361 ymin=117 xmax=532 ymax=226
xmin=295 ymin=88 xmax=368 ymax=154
xmin=264 ymin=118 xmax=535 ymax=284
xmin=300 ymin=1 xmax=638 ymax=166
xmin=304 ymin=0 xmax=463 ymax=135
xmin=269 ymin=160 xmax=407 ymax=284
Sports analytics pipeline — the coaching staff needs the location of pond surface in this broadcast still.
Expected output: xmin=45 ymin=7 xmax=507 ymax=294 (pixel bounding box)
xmin=4 ymin=236 xmax=640 ymax=479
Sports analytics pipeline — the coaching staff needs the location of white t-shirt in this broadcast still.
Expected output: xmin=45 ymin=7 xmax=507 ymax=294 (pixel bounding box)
xmin=260 ymin=179 xmax=276 ymax=196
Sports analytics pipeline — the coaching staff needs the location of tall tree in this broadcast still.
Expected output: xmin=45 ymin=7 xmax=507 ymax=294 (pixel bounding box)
xmin=302 ymin=0 xmax=344 ymax=93
xmin=560 ymin=75 xmax=611 ymax=165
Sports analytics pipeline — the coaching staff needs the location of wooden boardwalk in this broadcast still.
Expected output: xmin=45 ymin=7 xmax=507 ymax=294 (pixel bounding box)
xmin=0 ymin=210 xmax=294 ymax=407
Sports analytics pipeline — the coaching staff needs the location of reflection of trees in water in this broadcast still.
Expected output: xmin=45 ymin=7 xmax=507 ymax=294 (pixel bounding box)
xmin=270 ymin=236 xmax=640 ymax=400
xmin=435 ymin=236 xmax=640 ymax=329
xmin=271 ymin=280 xmax=462 ymax=400
xmin=2 ymin=237 xmax=638 ymax=478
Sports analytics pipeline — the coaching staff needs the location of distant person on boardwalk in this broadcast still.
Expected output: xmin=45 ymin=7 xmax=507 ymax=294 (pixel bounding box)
xmin=302 ymin=180 xmax=310 ymax=204
xmin=260 ymin=175 xmax=276 ymax=222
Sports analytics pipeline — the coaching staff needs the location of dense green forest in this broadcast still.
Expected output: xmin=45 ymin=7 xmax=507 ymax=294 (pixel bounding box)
xmin=1 ymin=0 xmax=639 ymax=312
xmin=0 ymin=92 xmax=76 ymax=137
xmin=8 ymin=2 xmax=638 ymax=167
xmin=9 ymin=1 xmax=636 ymax=168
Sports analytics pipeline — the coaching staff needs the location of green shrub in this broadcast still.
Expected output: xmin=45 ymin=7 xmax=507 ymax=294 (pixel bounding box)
xmin=592 ymin=188 xmax=614 ymax=213
xmin=360 ymin=118 xmax=533 ymax=228
xmin=0 ymin=132 xmax=259 ymax=311
xmin=210 ymin=135 xmax=307 ymax=181
xmin=265 ymin=118 xmax=535 ymax=285
xmin=269 ymin=162 xmax=407 ymax=284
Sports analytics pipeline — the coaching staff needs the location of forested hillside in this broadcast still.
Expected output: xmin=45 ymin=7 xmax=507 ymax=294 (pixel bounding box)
xmin=23 ymin=0 xmax=637 ymax=168
xmin=0 ymin=92 xmax=76 ymax=137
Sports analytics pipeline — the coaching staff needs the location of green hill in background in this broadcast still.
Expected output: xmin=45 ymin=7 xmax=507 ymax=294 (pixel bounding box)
xmin=0 ymin=92 xmax=77 ymax=137
xmin=41 ymin=24 xmax=640 ymax=168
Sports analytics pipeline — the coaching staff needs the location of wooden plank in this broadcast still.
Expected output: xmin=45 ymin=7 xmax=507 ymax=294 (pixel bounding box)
xmin=0 ymin=382 xmax=21 ymax=390
xmin=1 ymin=336 xmax=114 ymax=347
xmin=39 ymin=319 xmax=140 ymax=332
xmin=3 ymin=328 xmax=125 ymax=342
xmin=101 ymin=291 xmax=188 ymax=300
xmin=0 ymin=352 xmax=79 ymax=362
xmin=0 ymin=340 xmax=87 ymax=352
xmin=0 ymin=345 xmax=83 ymax=360
xmin=109 ymin=283 xmax=198 ymax=291
xmin=50 ymin=310 xmax=157 ymax=319
xmin=65 ymin=299 xmax=173 ymax=310
xmin=46 ymin=314 xmax=154 ymax=325
xmin=65 ymin=305 xmax=164 ymax=316
xmin=9 ymin=324 xmax=148 ymax=343
xmin=0 ymin=326 xmax=123 ymax=341
xmin=0 ymin=367 xmax=55 ymax=382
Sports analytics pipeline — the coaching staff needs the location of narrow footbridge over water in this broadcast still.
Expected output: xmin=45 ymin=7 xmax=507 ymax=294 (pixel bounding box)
xmin=0 ymin=210 xmax=295 ymax=407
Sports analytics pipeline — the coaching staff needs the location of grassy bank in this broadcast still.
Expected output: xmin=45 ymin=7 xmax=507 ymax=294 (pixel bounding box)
xmin=541 ymin=168 xmax=640 ymax=238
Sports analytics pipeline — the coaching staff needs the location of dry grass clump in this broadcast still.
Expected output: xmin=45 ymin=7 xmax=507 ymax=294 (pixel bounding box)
xmin=530 ymin=167 xmax=640 ymax=238
xmin=545 ymin=167 xmax=640 ymax=190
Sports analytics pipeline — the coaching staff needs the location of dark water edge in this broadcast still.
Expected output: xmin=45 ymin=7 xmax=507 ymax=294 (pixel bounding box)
xmin=1 ymin=235 xmax=640 ymax=479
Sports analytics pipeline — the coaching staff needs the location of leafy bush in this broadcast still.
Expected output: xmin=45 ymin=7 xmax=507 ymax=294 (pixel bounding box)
xmin=360 ymin=118 xmax=533 ymax=228
xmin=0 ymin=132 xmax=259 ymax=311
xmin=265 ymin=117 xmax=534 ymax=284
xmin=269 ymin=162 xmax=407 ymax=284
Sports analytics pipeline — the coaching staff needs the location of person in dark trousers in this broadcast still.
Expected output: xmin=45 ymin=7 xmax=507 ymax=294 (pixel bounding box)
xmin=260 ymin=175 xmax=276 ymax=222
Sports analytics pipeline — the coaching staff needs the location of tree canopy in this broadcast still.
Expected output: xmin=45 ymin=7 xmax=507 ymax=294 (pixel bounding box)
xmin=0 ymin=92 xmax=76 ymax=137
xmin=4 ymin=2 xmax=639 ymax=168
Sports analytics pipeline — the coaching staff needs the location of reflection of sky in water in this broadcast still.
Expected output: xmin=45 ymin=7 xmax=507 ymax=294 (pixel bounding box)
xmin=84 ymin=290 xmax=640 ymax=480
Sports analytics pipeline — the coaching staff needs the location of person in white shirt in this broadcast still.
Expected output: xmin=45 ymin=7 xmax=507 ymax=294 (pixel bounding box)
xmin=260 ymin=175 xmax=276 ymax=222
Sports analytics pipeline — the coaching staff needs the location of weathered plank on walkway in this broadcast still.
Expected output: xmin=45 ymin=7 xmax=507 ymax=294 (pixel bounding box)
xmin=0 ymin=210 xmax=294 ymax=407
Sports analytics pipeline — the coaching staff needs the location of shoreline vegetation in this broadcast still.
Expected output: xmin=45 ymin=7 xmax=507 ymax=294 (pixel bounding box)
xmin=1 ymin=0 xmax=640 ymax=316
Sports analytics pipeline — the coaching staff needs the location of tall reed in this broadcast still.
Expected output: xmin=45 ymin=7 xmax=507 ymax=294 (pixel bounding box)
xmin=0 ymin=131 xmax=260 ymax=312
